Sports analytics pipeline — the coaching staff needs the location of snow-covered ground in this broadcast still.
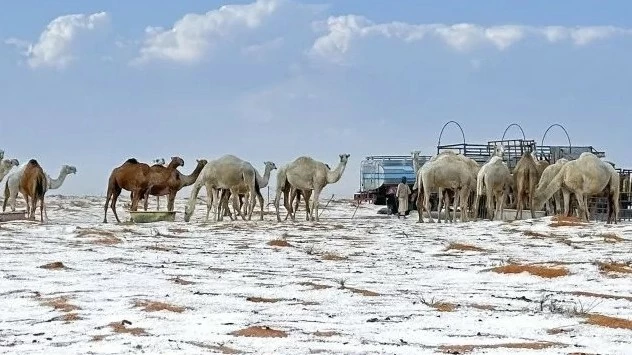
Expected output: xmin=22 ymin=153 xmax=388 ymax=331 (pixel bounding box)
xmin=1 ymin=195 xmax=631 ymax=354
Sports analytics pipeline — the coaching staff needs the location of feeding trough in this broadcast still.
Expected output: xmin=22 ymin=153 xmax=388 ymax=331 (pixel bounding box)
xmin=0 ymin=210 xmax=27 ymax=222
xmin=129 ymin=210 xmax=176 ymax=223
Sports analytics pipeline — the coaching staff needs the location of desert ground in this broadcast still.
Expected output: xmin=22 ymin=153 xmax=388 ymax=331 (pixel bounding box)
xmin=1 ymin=195 xmax=631 ymax=354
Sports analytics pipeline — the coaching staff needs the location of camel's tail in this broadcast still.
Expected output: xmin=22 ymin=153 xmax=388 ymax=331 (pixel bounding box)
xmin=534 ymin=165 xmax=564 ymax=210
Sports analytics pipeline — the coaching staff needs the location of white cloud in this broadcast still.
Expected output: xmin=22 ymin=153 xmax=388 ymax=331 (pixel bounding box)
xmin=309 ymin=15 xmax=632 ymax=62
xmin=241 ymin=37 xmax=284 ymax=59
xmin=133 ymin=0 xmax=281 ymax=65
xmin=5 ymin=12 xmax=109 ymax=69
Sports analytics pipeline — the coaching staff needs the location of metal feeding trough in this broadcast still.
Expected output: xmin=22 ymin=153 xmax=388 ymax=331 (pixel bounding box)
xmin=129 ymin=210 xmax=176 ymax=223
xmin=0 ymin=210 xmax=27 ymax=222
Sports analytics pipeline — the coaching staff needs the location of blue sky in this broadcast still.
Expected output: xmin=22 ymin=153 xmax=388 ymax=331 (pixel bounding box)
xmin=1 ymin=0 xmax=631 ymax=198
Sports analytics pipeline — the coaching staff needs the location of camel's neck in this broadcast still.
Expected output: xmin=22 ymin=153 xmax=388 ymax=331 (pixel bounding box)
xmin=48 ymin=169 xmax=69 ymax=190
xmin=326 ymin=161 xmax=347 ymax=183
xmin=257 ymin=166 xmax=274 ymax=188
xmin=180 ymin=163 xmax=205 ymax=187
xmin=0 ymin=166 xmax=12 ymax=182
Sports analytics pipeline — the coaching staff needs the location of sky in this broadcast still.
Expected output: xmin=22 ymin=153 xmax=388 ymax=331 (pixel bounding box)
xmin=1 ymin=0 xmax=632 ymax=199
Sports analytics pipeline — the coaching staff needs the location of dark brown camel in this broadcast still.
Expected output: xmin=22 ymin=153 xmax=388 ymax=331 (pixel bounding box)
xmin=20 ymin=159 xmax=48 ymax=222
xmin=103 ymin=158 xmax=151 ymax=223
xmin=132 ymin=158 xmax=208 ymax=211
xmin=138 ymin=156 xmax=185 ymax=212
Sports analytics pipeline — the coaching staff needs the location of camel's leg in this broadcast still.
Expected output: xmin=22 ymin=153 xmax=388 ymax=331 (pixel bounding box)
xmin=574 ymin=192 xmax=587 ymax=221
xmin=156 ymin=196 xmax=160 ymax=211
xmin=562 ymin=189 xmax=571 ymax=217
xmin=311 ymin=188 xmax=321 ymax=222
xmin=424 ymin=189 xmax=434 ymax=223
xmin=204 ymin=183 xmax=216 ymax=222
xmin=274 ymin=186 xmax=284 ymax=222
xmin=167 ymin=191 xmax=176 ymax=212
xmin=29 ymin=195 xmax=37 ymax=221
xmin=257 ymin=191 xmax=264 ymax=221
xmin=486 ymin=184 xmax=495 ymax=221
xmin=529 ymin=181 xmax=536 ymax=219
xmin=436 ymin=188 xmax=444 ymax=223
xmin=108 ymin=187 xmax=122 ymax=223
xmin=39 ymin=197 xmax=45 ymax=223
xmin=303 ymin=190 xmax=312 ymax=221
xmin=232 ymin=190 xmax=244 ymax=220
xmin=416 ymin=188 xmax=424 ymax=223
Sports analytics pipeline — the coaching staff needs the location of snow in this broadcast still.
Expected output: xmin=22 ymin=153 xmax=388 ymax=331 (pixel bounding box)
xmin=1 ymin=195 xmax=631 ymax=354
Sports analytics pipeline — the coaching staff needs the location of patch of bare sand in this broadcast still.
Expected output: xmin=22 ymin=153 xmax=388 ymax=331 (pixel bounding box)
xmin=246 ymin=297 xmax=284 ymax=303
xmin=230 ymin=326 xmax=287 ymax=338
xmin=185 ymin=341 xmax=241 ymax=354
xmin=567 ymin=291 xmax=632 ymax=302
xmin=488 ymin=264 xmax=570 ymax=278
xmin=108 ymin=320 xmax=148 ymax=336
xmin=445 ymin=243 xmax=486 ymax=252
xmin=39 ymin=261 xmax=67 ymax=270
xmin=523 ymin=230 xmax=553 ymax=238
xmin=313 ymin=331 xmax=340 ymax=337
xmin=36 ymin=294 xmax=80 ymax=313
xmin=75 ymin=228 xmax=121 ymax=245
xmin=298 ymin=281 xmax=332 ymax=290
xmin=134 ymin=299 xmax=186 ymax=313
xmin=170 ymin=277 xmax=195 ymax=285
xmin=438 ymin=341 xmax=564 ymax=353
xmin=549 ymin=215 xmax=586 ymax=227
xmin=267 ymin=239 xmax=292 ymax=247
xmin=321 ymin=253 xmax=347 ymax=261
xmin=595 ymin=261 xmax=632 ymax=276
xmin=342 ymin=286 xmax=380 ymax=297
xmin=585 ymin=314 xmax=632 ymax=330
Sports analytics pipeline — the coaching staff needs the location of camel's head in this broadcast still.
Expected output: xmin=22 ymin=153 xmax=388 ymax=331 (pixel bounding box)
xmin=153 ymin=158 xmax=166 ymax=165
xmin=195 ymin=159 xmax=208 ymax=167
xmin=492 ymin=144 xmax=505 ymax=158
xmin=339 ymin=154 xmax=351 ymax=163
xmin=263 ymin=161 xmax=277 ymax=172
xmin=8 ymin=159 xmax=19 ymax=167
xmin=62 ymin=165 xmax=77 ymax=175
xmin=169 ymin=156 xmax=185 ymax=168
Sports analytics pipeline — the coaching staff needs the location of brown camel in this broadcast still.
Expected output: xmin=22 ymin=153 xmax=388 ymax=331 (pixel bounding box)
xmin=19 ymin=159 xmax=48 ymax=222
xmin=129 ymin=156 xmax=203 ymax=212
xmin=103 ymin=158 xmax=152 ymax=223
xmin=513 ymin=151 xmax=539 ymax=219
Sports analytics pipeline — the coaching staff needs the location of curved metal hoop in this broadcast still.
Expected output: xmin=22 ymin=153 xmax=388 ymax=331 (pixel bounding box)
xmin=501 ymin=123 xmax=526 ymax=141
xmin=541 ymin=123 xmax=572 ymax=152
xmin=437 ymin=120 xmax=466 ymax=147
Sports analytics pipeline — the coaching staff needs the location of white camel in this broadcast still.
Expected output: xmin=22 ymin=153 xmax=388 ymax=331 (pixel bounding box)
xmin=184 ymin=154 xmax=257 ymax=223
xmin=536 ymin=158 xmax=568 ymax=215
xmin=533 ymin=152 xmax=620 ymax=223
xmin=0 ymin=159 xmax=20 ymax=183
xmin=218 ymin=161 xmax=277 ymax=221
xmin=473 ymin=144 xmax=507 ymax=220
xmin=3 ymin=162 xmax=77 ymax=213
xmin=277 ymin=154 xmax=350 ymax=222
xmin=417 ymin=151 xmax=477 ymax=223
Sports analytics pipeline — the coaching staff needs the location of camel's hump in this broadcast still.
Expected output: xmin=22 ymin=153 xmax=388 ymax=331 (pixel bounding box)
xmin=125 ymin=158 xmax=139 ymax=164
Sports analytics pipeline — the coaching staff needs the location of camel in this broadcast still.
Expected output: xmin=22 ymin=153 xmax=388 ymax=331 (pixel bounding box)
xmin=217 ymin=161 xmax=277 ymax=221
xmin=283 ymin=163 xmax=330 ymax=221
xmin=273 ymin=165 xmax=308 ymax=222
xmin=279 ymin=154 xmax=350 ymax=222
xmin=103 ymin=158 xmax=152 ymax=223
xmin=47 ymin=165 xmax=77 ymax=189
xmin=4 ymin=162 xmax=75 ymax=214
xmin=513 ymin=151 xmax=539 ymax=220
xmin=536 ymin=158 xmax=568 ymax=215
xmin=19 ymin=159 xmax=48 ymax=222
xmin=133 ymin=156 xmax=185 ymax=212
xmin=473 ymin=144 xmax=505 ymax=219
xmin=0 ymin=159 xmax=20 ymax=182
xmin=533 ymin=152 xmax=620 ymax=223
xmin=184 ymin=154 xmax=257 ymax=222
xmin=416 ymin=151 xmax=476 ymax=223
xmin=474 ymin=156 xmax=510 ymax=221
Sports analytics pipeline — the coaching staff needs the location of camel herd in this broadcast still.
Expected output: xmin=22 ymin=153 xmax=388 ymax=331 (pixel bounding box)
xmin=412 ymin=145 xmax=620 ymax=224
xmin=0 ymin=145 xmax=620 ymax=225
xmin=0 ymin=149 xmax=77 ymax=221
xmin=102 ymin=154 xmax=350 ymax=224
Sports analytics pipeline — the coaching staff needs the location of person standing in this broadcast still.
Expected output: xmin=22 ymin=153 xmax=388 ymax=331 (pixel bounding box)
xmin=396 ymin=176 xmax=411 ymax=218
